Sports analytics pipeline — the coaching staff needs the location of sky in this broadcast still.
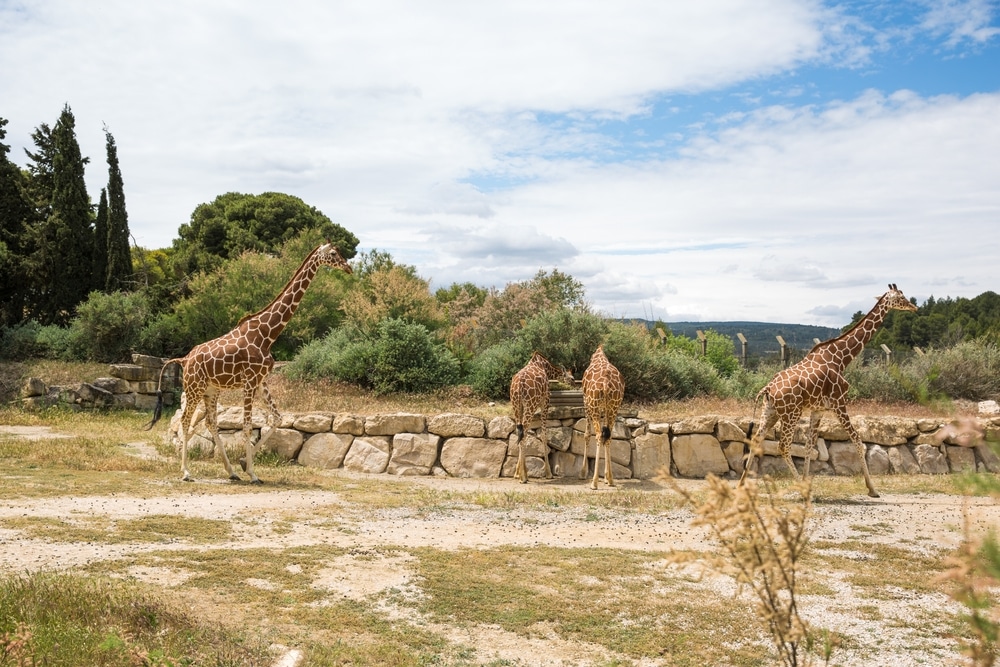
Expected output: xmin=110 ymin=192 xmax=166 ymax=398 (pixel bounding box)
xmin=2 ymin=0 xmax=999 ymax=327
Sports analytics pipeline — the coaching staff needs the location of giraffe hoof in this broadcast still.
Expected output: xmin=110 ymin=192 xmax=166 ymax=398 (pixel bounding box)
xmin=182 ymin=476 xmax=194 ymax=483
xmin=229 ymin=474 xmax=241 ymax=482
xmin=868 ymin=490 xmax=880 ymax=498
xmin=250 ymin=478 xmax=264 ymax=486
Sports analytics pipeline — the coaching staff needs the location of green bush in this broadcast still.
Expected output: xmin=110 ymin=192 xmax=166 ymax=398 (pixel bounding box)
xmin=466 ymin=339 xmax=531 ymax=399
xmin=844 ymin=362 xmax=913 ymax=402
xmin=908 ymin=339 xmax=1000 ymax=400
xmin=69 ymin=290 xmax=153 ymax=362
xmin=287 ymin=319 xmax=460 ymax=394
xmin=0 ymin=320 xmax=78 ymax=361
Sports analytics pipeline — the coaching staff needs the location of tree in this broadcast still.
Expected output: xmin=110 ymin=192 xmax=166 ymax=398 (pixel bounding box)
xmin=103 ymin=129 xmax=132 ymax=291
xmin=173 ymin=192 xmax=359 ymax=275
xmin=28 ymin=105 xmax=94 ymax=325
xmin=0 ymin=117 xmax=36 ymax=326
xmin=92 ymin=188 xmax=108 ymax=289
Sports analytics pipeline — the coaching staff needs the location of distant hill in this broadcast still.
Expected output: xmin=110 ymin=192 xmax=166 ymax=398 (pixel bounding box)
xmin=645 ymin=321 xmax=843 ymax=358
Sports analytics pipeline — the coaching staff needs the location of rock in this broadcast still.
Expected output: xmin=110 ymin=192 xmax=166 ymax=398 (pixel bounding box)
xmin=887 ymin=445 xmax=921 ymax=474
xmin=22 ymin=377 xmax=47 ymax=397
xmin=108 ymin=364 xmax=148 ymax=382
xmin=827 ymin=441 xmax=866 ymax=476
xmin=365 ymin=413 xmax=425 ymax=436
xmin=262 ymin=428 xmax=304 ymax=460
xmin=343 ymin=436 xmax=392 ymax=474
xmin=671 ymin=433 xmax=729 ymax=478
xmin=298 ymin=433 xmax=354 ymax=469
xmin=855 ymin=416 xmax=915 ymax=446
xmin=975 ymin=442 xmax=1000 ymax=473
xmin=546 ymin=426 xmax=573 ymax=452
xmin=217 ymin=407 xmax=268 ymax=429
xmin=647 ymin=423 xmax=671 ymax=435
xmin=439 ymin=437 xmax=507 ymax=477
xmin=501 ymin=455 xmax=550 ymax=479
xmin=427 ymin=413 xmax=485 ymax=438
xmin=77 ymin=383 xmax=114 ymax=407
xmin=507 ymin=432 xmax=548 ymax=458
xmin=550 ymin=451 xmax=585 ymax=477
xmin=388 ymin=433 xmax=441 ymax=475
xmin=979 ymin=400 xmax=999 ymax=415
xmin=292 ymin=413 xmax=333 ymax=433
xmin=672 ymin=415 xmax=718 ymax=435
xmin=715 ymin=419 xmax=747 ymax=443
xmin=487 ymin=416 xmax=516 ymax=439
xmin=913 ymin=444 xmax=949 ymax=474
xmin=721 ymin=441 xmax=746 ymax=474
xmin=866 ymin=444 xmax=890 ymax=475
xmin=946 ymin=445 xmax=977 ymax=473
xmin=633 ymin=432 xmax=671 ymax=479
xmin=332 ymin=414 xmax=365 ymax=435
xmin=91 ymin=376 xmax=131 ymax=394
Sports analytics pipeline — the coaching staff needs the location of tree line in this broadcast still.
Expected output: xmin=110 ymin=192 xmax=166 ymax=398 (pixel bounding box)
xmin=1 ymin=106 xmax=133 ymax=327
xmin=3 ymin=106 xmax=1000 ymax=404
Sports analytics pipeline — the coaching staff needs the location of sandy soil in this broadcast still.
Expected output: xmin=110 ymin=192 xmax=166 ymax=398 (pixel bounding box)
xmin=1 ymin=425 xmax=998 ymax=666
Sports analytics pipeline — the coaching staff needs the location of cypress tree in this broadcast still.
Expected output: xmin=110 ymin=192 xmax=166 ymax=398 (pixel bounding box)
xmin=39 ymin=104 xmax=94 ymax=324
xmin=104 ymin=129 xmax=132 ymax=291
xmin=92 ymin=187 xmax=108 ymax=290
xmin=0 ymin=117 xmax=36 ymax=326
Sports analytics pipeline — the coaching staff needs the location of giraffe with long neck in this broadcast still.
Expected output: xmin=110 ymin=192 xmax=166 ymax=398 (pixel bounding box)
xmin=509 ymin=351 xmax=574 ymax=483
xmin=145 ymin=243 xmax=353 ymax=483
xmin=579 ymin=344 xmax=625 ymax=490
xmin=740 ymin=284 xmax=918 ymax=497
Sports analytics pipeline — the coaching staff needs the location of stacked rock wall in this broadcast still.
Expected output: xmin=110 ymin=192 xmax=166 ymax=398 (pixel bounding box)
xmin=167 ymin=405 xmax=1000 ymax=480
xmin=21 ymin=354 xmax=178 ymax=411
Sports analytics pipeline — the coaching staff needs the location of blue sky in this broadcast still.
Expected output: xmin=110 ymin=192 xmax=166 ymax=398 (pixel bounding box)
xmin=2 ymin=0 xmax=999 ymax=326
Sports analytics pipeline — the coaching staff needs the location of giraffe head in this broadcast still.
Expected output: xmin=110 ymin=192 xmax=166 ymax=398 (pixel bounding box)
xmin=316 ymin=243 xmax=353 ymax=274
xmin=531 ymin=351 xmax=575 ymax=386
xmin=881 ymin=283 xmax=917 ymax=313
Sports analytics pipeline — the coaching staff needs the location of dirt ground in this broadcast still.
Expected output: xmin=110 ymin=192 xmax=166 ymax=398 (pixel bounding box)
xmin=1 ymin=425 xmax=998 ymax=666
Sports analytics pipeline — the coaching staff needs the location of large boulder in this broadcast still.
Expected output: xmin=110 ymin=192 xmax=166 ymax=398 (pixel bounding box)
xmin=671 ymin=433 xmax=729 ymax=478
xmin=439 ymin=437 xmax=507 ymax=477
xmin=388 ymin=433 xmax=441 ymax=475
xmin=298 ymin=433 xmax=354 ymax=469
xmin=343 ymin=436 xmax=392 ymax=474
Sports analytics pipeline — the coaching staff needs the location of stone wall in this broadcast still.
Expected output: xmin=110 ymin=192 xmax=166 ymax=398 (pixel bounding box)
xmin=20 ymin=355 xmax=1000 ymax=480
xmin=166 ymin=404 xmax=1000 ymax=481
xmin=21 ymin=354 xmax=178 ymax=411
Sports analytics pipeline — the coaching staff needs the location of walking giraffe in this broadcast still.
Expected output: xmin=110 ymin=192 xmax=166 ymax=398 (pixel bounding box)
xmin=579 ymin=345 xmax=625 ymax=490
xmin=145 ymin=243 xmax=353 ymax=483
xmin=509 ymin=351 xmax=574 ymax=483
xmin=739 ymin=284 xmax=918 ymax=497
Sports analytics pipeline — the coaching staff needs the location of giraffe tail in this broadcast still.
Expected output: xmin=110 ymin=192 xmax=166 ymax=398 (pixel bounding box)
xmin=601 ymin=425 xmax=611 ymax=441
xmin=515 ymin=424 xmax=524 ymax=442
xmin=142 ymin=357 xmax=183 ymax=431
xmin=143 ymin=392 xmax=164 ymax=431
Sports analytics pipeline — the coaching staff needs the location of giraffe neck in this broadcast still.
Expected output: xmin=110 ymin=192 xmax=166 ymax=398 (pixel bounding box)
xmin=820 ymin=296 xmax=891 ymax=369
xmin=238 ymin=249 xmax=321 ymax=353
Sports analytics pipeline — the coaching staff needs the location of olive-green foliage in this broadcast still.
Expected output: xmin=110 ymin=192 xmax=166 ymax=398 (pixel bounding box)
xmin=145 ymin=232 xmax=352 ymax=359
xmin=67 ymin=290 xmax=153 ymax=362
xmin=845 ymin=362 xmax=915 ymax=403
xmin=172 ymin=191 xmax=360 ymax=276
xmin=286 ymin=318 xmax=460 ymax=394
xmin=465 ymin=338 xmax=531 ymax=398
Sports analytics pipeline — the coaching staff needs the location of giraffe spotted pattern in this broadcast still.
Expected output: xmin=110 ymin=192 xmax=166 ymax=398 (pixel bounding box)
xmin=580 ymin=345 xmax=625 ymax=490
xmin=740 ymin=284 xmax=918 ymax=498
xmin=509 ymin=351 xmax=574 ymax=483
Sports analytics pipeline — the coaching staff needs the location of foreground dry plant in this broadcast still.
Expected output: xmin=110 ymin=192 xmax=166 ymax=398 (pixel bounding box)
xmin=663 ymin=472 xmax=834 ymax=667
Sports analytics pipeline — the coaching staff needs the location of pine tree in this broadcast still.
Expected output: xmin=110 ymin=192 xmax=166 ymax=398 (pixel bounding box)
xmin=92 ymin=187 xmax=109 ymax=289
xmin=0 ymin=117 xmax=36 ymax=326
xmin=31 ymin=104 xmax=94 ymax=325
xmin=104 ymin=129 xmax=132 ymax=292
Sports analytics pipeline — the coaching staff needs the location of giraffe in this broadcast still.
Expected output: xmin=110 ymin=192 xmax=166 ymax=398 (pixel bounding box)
xmin=579 ymin=344 xmax=625 ymax=490
xmin=509 ymin=351 xmax=574 ymax=483
xmin=739 ymin=284 xmax=918 ymax=498
xmin=144 ymin=243 xmax=353 ymax=483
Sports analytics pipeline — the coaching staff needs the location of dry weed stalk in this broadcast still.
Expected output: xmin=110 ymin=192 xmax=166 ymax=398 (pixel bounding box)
xmin=663 ymin=473 xmax=830 ymax=667
xmin=934 ymin=416 xmax=1000 ymax=666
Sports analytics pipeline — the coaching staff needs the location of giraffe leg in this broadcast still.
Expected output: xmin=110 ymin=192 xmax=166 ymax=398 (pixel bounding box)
xmin=579 ymin=420 xmax=594 ymax=481
xmin=255 ymin=380 xmax=280 ymax=454
xmin=778 ymin=417 xmax=802 ymax=480
xmin=203 ymin=390 xmax=238 ymax=480
xmin=590 ymin=427 xmax=601 ymax=490
xmin=177 ymin=387 xmax=203 ymax=482
xmin=538 ymin=398 xmax=553 ymax=480
xmin=515 ymin=426 xmax=527 ymax=484
xmin=804 ymin=411 xmax=821 ymax=478
xmin=834 ymin=405 xmax=879 ymax=498
xmin=739 ymin=407 xmax=778 ymax=486
xmin=241 ymin=385 xmax=262 ymax=484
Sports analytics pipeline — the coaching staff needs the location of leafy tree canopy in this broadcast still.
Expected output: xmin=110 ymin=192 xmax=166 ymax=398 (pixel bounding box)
xmin=173 ymin=192 xmax=359 ymax=275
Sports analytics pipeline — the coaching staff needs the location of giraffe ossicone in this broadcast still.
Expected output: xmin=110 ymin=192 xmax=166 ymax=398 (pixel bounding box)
xmin=509 ymin=351 xmax=574 ymax=483
xmin=739 ymin=283 xmax=918 ymax=498
xmin=580 ymin=344 xmax=625 ymax=490
xmin=144 ymin=243 xmax=353 ymax=484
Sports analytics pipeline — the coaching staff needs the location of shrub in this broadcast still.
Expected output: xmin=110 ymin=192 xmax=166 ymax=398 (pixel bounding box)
xmin=845 ymin=362 xmax=913 ymax=402
xmin=915 ymin=339 xmax=1000 ymax=400
xmin=287 ymin=319 xmax=460 ymax=394
xmin=69 ymin=290 xmax=153 ymax=362
xmin=466 ymin=339 xmax=531 ymax=399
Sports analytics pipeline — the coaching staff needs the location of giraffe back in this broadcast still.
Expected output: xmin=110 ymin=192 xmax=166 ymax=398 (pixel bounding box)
xmin=510 ymin=352 xmax=571 ymax=424
xmin=582 ymin=345 xmax=625 ymax=423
